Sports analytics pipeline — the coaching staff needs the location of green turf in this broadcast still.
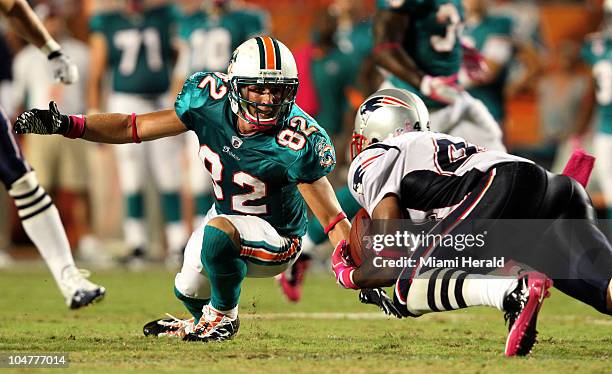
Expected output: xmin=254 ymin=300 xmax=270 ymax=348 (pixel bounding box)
xmin=0 ymin=266 xmax=609 ymax=373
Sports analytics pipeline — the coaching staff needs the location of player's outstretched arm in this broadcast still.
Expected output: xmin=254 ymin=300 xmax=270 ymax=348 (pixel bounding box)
xmin=372 ymin=9 xmax=423 ymax=89
xmin=14 ymin=101 xmax=188 ymax=143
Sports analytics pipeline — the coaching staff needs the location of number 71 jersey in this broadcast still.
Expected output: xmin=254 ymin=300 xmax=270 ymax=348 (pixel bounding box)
xmin=347 ymin=131 xmax=529 ymax=219
xmin=89 ymin=5 xmax=180 ymax=94
xmin=176 ymin=72 xmax=336 ymax=237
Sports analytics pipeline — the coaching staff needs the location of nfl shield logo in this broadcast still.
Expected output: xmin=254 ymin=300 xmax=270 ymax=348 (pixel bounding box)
xmin=231 ymin=136 xmax=243 ymax=149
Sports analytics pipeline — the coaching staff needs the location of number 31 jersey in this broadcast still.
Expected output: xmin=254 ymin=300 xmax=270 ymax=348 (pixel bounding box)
xmin=176 ymin=72 xmax=336 ymax=237
xmin=377 ymin=0 xmax=463 ymax=108
xmin=347 ymin=131 xmax=530 ymax=219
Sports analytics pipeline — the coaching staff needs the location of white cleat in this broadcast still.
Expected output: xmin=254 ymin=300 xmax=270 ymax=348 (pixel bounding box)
xmin=59 ymin=267 xmax=106 ymax=309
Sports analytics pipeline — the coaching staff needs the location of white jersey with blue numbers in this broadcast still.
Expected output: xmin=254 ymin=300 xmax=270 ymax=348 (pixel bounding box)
xmin=347 ymin=132 xmax=530 ymax=219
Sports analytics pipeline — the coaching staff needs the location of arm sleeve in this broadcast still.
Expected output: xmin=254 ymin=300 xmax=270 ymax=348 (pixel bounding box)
xmin=287 ymin=130 xmax=336 ymax=183
xmin=89 ymin=14 xmax=105 ymax=34
xmin=175 ymin=72 xmax=203 ymax=130
xmin=580 ymin=40 xmax=593 ymax=66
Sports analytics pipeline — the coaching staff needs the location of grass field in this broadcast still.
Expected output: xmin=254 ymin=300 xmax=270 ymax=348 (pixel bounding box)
xmin=0 ymin=265 xmax=610 ymax=373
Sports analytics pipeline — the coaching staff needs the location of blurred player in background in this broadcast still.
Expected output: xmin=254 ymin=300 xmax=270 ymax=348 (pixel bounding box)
xmin=174 ymin=0 xmax=268 ymax=228
xmin=12 ymin=1 xmax=97 ymax=256
xmin=16 ymin=36 xmax=351 ymax=343
xmin=461 ymin=0 xmax=512 ymax=123
xmin=579 ymin=0 xmax=612 ymax=240
xmin=88 ymin=0 xmax=188 ymax=268
xmin=0 ymin=0 xmax=104 ymax=308
xmin=373 ymin=0 xmax=504 ymax=150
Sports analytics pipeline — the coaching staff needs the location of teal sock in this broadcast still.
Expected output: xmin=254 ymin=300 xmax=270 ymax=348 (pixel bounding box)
xmin=161 ymin=192 xmax=182 ymax=223
xmin=174 ymin=286 xmax=209 ymax=321
xmin=125 ymin=193 xmax=144 ymax=219
xmin=200 ymin=226 xmax=246 ymax=311
xmin=195 ymin=194 xmax=213 ymax=216
xmin=307 ymin=186 xmax=362 ymax=245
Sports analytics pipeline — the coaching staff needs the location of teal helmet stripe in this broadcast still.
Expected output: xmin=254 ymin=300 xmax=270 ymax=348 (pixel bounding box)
xmin=272 ymin=38 xmax=282 ymax=70
xmin=255 ymin=37 xmax=266 ymax=69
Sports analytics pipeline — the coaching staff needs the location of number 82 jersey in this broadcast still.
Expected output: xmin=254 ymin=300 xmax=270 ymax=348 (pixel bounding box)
xmin=176 ymin=72 xmax=336 ymax=237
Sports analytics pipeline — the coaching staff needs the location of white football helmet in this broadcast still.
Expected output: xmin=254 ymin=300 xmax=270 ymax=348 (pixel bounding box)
xmin=227 ymin=36 xmax=299 ymax=130
xmin=351 ymin=88 xmax=430 ymax=158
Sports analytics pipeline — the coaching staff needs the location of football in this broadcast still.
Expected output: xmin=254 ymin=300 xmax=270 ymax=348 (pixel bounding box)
xmin=349 ymin=208 xmax=372 ymax=266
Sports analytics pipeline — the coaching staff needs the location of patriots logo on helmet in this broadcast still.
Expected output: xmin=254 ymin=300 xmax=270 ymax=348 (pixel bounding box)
xmin=359 ymin=95 xmax=415 ymax=117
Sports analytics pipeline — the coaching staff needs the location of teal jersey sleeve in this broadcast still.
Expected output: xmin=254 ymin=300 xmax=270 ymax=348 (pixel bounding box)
xmin=89 ymin=13 xmax=105 ymax=34
xmin=286 ymin=114 xmax=336 ymax=183
xmin=175 ymin=71 xmax=230 ymax=131
xmin=581 ymin=38 xmax=595 ymax=66
xmin=495 ymin=16 xmax=513 ymax=37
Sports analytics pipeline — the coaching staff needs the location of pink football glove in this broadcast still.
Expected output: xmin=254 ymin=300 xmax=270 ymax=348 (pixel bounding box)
xmin=331 ymin=240 xmax=358 ymax=289
xmin=420 ymin=74 xmax=461 ymax=105
xmin=460 ymin=41 xmax=489 ymax=84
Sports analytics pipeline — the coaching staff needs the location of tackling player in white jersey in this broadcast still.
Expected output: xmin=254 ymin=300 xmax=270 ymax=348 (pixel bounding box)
xmin=332 ymin=88 xmax=612 ymax=356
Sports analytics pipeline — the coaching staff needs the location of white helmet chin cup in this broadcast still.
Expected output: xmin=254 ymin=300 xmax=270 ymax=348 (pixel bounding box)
xmin=227 ymin=36 xmax=299 ymax=129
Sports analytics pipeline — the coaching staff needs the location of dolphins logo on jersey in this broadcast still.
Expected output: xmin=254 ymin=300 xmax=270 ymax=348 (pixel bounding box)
xmin=315 ymin=139 xmax=335 ymax=168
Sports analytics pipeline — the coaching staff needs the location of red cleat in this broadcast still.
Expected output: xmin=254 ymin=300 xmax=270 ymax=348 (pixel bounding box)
xmin=277 ymin=254 xmax=311 ymax=303
xmin=504 ymin=272 xmax=553 ymax=357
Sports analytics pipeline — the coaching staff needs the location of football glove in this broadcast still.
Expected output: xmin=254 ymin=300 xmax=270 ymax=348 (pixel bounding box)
xmin=419 ymin=74 xmax=461 ymax=105
xmin=359 ymin=288 xmax=403 ymax=319
xmin=48 ymin=51 xmax=79 ymax=84
xmin=459 ymin=40 xmax=489 ymax=86
xmin=331 ymin=240 xmax=358 ymax=289
xmin=14 ymin=101 xmax=70 ymax=135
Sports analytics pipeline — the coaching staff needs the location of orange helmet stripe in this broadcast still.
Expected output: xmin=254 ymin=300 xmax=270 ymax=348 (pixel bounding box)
xmin=262 ymin=36 xmax=276 ymax=70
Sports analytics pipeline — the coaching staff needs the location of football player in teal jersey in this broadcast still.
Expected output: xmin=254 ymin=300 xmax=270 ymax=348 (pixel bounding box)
xmin=88 ymin=0 xmax=188 ymax=268
xmin=15 ymin=36 xmax=351 ymax=342
xmin=579 ymin=0 xmax=612 ymax=240
xmin=374 ymin=0 xmax=464 ymax=108
xmin=373 ymin=0 xmax=505 ymax=151
xmin=174 ymin=0 xmax=269 ymax=230
xmin=461 ymin=0 xmax=513 ymax=122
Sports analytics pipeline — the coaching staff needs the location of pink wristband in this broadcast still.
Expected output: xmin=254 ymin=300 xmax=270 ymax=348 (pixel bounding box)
xmin=337 ymin=267 xmax=358 ymax=289
xmin=131 ymin=113 xmax=141 ymax=143
xmin=324 ymin=212 xmax=347 ymax=235
xmin=65 ymin=115 xmax=86 ymax=138
xmin=372 ymin=42 xmax=401 ymax=55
